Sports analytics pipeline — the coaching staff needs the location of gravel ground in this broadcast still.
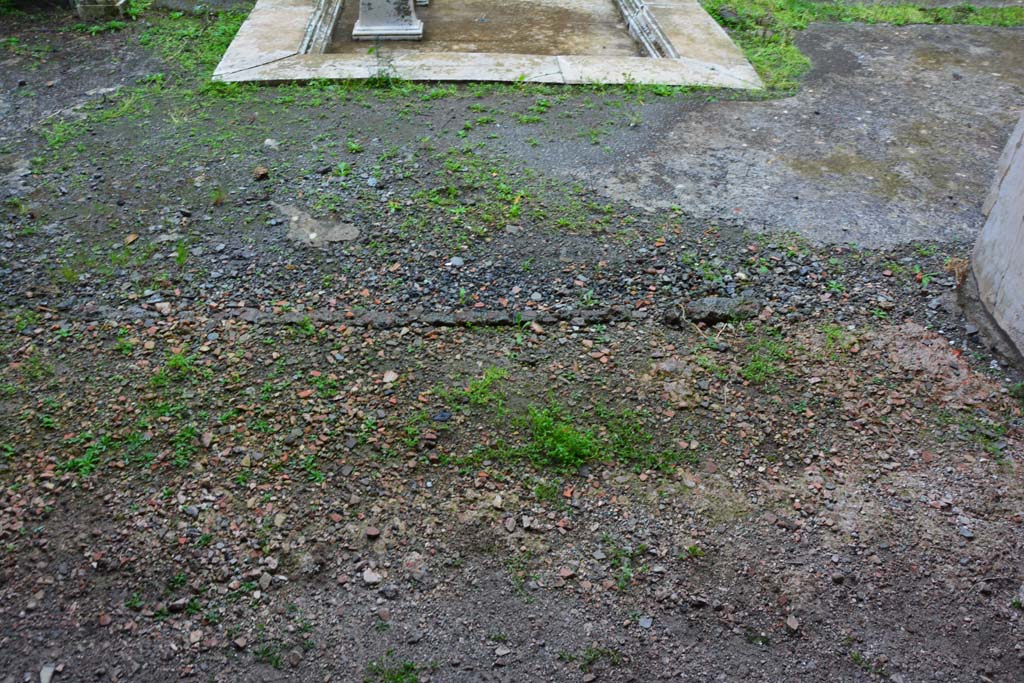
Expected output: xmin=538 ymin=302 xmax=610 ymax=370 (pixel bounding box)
xmin=1 ymin=7 xmax=1023 ymax=683
xmin=546 ymin=23 xmax=1024 ymax=246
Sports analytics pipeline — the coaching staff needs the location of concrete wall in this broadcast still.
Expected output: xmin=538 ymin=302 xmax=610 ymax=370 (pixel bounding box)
xmin=972 ymin=112 xmax=1024 ymax=361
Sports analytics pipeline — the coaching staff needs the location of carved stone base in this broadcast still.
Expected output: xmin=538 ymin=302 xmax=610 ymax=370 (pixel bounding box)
xmin=352 ymin=0 xmax=423 ymax=40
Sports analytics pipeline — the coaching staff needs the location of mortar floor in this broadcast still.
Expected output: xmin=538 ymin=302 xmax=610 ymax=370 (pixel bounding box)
xmin=329 ymin=0 xmax=642 ymax=57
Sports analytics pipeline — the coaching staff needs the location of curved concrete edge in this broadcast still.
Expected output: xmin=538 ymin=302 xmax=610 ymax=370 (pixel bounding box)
xmin=215 ymin=0 xmax=763 ymax=88
xmin=970 ymin=111 xmax=1024 ymax=363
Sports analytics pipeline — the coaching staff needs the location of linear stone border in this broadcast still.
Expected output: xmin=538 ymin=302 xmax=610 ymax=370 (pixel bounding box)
xmin=299 ymin=0 xmax=345 ymax=54
xmin=214 ymin=0 xmax=762 ymax=88
xmin=615 ymin=0 xmax=679 ymax=59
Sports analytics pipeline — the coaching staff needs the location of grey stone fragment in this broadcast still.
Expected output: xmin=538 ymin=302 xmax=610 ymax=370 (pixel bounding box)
xmin=664 ymin=296 xmax=760 ymax=326
xmin=273 ymin=203 xmax=359 ymax=247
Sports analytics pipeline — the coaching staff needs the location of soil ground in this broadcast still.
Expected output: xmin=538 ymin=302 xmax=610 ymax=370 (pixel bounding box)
xmin=1 ymin=5 xmax=1023 ymax=683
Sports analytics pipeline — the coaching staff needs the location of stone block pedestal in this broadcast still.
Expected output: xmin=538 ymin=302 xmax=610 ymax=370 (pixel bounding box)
xmin=352 ymin=0 xmax=424 ymax=40
xmin=74 ymin=0 xmax=125 ymax=20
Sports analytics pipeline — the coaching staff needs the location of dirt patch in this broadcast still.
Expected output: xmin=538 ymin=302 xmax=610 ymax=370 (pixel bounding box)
xmin=1 ymin=8 xmax=1024 ymax=683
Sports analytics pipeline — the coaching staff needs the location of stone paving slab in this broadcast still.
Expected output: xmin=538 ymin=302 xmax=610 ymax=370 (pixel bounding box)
xmin=214 ymin=0 xmax=762 ymax=87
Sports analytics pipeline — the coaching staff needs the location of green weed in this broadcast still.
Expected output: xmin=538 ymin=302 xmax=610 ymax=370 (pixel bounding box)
xmin=365 ymin=650 xmax=420 ymax=683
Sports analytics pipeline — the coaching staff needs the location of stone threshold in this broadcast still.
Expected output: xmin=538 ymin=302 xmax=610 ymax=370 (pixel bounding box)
xmin=214 ymin=0 xmax=762 ymax=88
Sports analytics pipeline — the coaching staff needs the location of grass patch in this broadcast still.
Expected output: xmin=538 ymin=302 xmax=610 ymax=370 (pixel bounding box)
xmin=740 ymin=337 xmax=788 ymax=383
xmin=139 ymin=9 xmax=247 ymax=75
xmin=58 ymin=433 xmax=116 ymax=476
xmin=438 ymin=366 xmax=509 ymax=410
xmin=481 ymin=403 xmax=698 ymax=473
xmin=559 ymin=645 xmax=624 ymax=672
xmin=364 ymin=651 xmax=421 ymax=683
xmin=515 ymin=403 xmax=599 ymax=470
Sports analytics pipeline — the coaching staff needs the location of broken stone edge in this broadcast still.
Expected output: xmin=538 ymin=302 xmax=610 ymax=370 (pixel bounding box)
xmin=214 ymin=0 xmax=763 ymax=89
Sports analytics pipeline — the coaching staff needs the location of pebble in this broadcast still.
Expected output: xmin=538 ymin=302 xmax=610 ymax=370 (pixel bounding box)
xmin=362 ymin=568 xmax=382 ymax=585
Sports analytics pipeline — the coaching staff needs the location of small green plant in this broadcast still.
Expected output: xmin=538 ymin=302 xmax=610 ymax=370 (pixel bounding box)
xmin=59 ymin=434 xmax=116 ymax=476
xmin=364 ymin=650 xmax=420 ymax=683
xmin=533 ymin=479 xmax=560 ymax=503
xmin=821 ymin=323 xmax=854 ymax=355
xmin=740 ymin=338 xmax=788 ymax=383
xmin=1009 ymin=382 xmax=1024 ymax=409
xmin=172 ymin=425 xmax=199 ymax=467
xmin=125 ymin=592 xmax=144 ymax=610
xmin=293 ymin=317 xmax=317 ymax=338
xmin=74 ymin=20 xmax=128 ymax=35
xmin=124 ymin=0 xmax=151 ymax=20
xmin=13 ymin=309 xmax=40 ymax=333
xmin=439 ymin=367 xmax=508 ymax=409
xmin=253 ymin=643 xmax=282 ymax=669
xmin=115 ymin=328 xmax=134 ymax=355
xmin=174 ymin=241 xmax=189 ymax=269
xmin=516 ymin=403 xmax=598 ymax=471
xmin=166 ymin=572 xmax=187 ymax=590
xmin=302 ymin=454 xmax=325 ymax=483
xmin=601 ymin=535 xmax=649 ymax=590
xmin=680 ymin=544 xmax=705 ymax=559
xmin=849 ymin=649 xmax=887 ymax=675
xmin=559 ymin=646 xmax=623 ymax=672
